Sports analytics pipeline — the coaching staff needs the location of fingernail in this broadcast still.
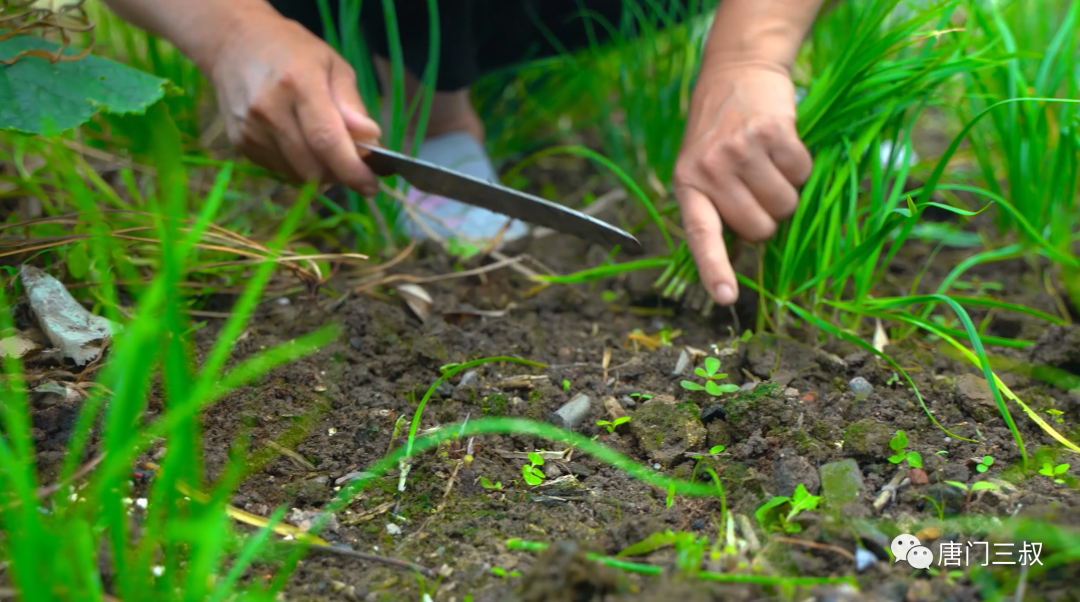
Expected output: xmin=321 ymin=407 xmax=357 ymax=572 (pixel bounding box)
xmin=715 ymin=284 xmax=737 ymax=306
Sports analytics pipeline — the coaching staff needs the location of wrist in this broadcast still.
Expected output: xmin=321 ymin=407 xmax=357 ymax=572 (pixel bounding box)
xmin=162 ymin=1 xmax=279 ymax=73
xmin=702 ymin=0 xmax=824 ymax=73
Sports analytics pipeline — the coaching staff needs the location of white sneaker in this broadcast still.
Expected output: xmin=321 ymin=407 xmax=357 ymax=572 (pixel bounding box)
xmin=397 ymin=131 xmax=530 ymax=244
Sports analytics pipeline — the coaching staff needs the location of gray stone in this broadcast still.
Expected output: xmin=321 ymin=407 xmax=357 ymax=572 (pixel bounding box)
xmin=457 ymin=371 xmax=479 ymax=389
xmin=849 ymin=377 xmax=874 ymax=401
xmin=547 ymin=394 xmax=591 ymax=430
xmin=435 ymin=381 xmax=454 ymax=397
xmin=925 ymin=482 xmax=966 ymax=515
xmin=819 ymin=459 xmax=864 ymax=509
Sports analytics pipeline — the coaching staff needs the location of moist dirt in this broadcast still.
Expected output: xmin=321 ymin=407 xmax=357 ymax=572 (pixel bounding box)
xmin=21 ymin=200 xmax=1080 ymax=602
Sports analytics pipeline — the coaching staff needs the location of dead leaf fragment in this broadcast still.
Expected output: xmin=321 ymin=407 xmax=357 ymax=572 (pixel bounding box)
xmin=396 ymin=283 xmax=433 ymax=324
xmin=873 ymin=318 xmax=889 ymax=354
xmin=20 ymin=265 xmax=117 ymax=366
xmin=0 ymin=331 xmax=41 ymax=360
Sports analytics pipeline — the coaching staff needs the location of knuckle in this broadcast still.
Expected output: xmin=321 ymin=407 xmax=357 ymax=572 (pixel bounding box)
xmin=745 ymin=117 xmax=780 ymax=143
xmin=720 ymin=137 xmax=751 ymax=163
xmin=277 ymin=68 xmax=304 ymax=93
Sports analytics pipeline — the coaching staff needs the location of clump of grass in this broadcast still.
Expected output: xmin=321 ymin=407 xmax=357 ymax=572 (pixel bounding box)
xmin=0 ymin=105 xmax=337 ymax=600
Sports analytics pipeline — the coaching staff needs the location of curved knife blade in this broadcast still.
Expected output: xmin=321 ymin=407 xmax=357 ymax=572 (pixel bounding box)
xmin=357 ymin=141 xmax=639 ymax=249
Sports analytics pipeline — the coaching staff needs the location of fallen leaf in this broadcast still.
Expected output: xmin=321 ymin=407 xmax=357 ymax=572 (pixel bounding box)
xmin=603 ymin=396 xmax=627 ymax=420
xmin=396 ymin=283 xmax=433 ymax=324
xmin=0 ymin=330 xmax=41 ymax=360
xmin=873 ymin=318 xmax=889 ymax=354
xmin=33 ymin=380 xmax=81 ymax=403
xmin=20 ymin=265 xmax=117 ymax=365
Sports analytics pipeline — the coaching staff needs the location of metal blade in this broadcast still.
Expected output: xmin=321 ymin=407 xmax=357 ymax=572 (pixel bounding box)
xmin=357 ymin=142 xmax=639 ymax=248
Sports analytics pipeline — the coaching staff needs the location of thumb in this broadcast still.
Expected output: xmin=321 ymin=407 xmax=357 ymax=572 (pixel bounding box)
xmin=329 ymin=59 xmax=381 ymax=143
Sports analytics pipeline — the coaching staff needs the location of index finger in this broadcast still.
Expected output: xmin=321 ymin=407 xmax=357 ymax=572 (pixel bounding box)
xmin=294 ymin=71 xmax=380 ymax=197
xmin=676 ymin=186 xmax=739 ymax=306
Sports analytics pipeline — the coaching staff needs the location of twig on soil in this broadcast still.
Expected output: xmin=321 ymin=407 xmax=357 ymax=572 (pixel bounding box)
xmin=307 ymin=543 xmax=436 ymax=578
xmin=33 ymin=453 xmax=104 ymax=500
xmin=773 ymin=537 xmax=855 ymax=562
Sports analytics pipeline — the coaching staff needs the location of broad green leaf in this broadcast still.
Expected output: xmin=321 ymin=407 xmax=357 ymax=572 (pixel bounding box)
xmin=705 ymin=380 xmax=723 ymax=396
xmin=681 ymin=380 xmax=706 ymax=391
xmin=0 ymin=34 xmax=168 ymax=135
xmin=890 ymin=430 xmax=909 ymax=452
xmin=1056 ymin=464 xmax=1070 ymax=475
xmin=970 ymin=481 xmax=999 ymax=492
xmin=704 ymin=356 xmax=720 ymax=376
xmin=527 ymin=451 xmax=544 ymax=466
xmin=906 ymin=451 xmax=923 ymax=469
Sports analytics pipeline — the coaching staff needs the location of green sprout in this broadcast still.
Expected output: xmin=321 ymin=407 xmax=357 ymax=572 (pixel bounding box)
xmin=755 ymin=483 xmax=821 ymax=534
xmin=887 ymin=430 xmax=923 ymax=469
xmin=886 ymin=372 xmax=901 ymax=387
xmin=562 ymin=379 xmax=571 ymax=392
xmin=479 ymin=476 xmax=502 ymax=490
xmin=1047 ymin=408 xmax=1065 ymax=424
xmin=1039 ymin=462 xmax=1070 ymax=484
xmin=680 ymin=357 xmax=739 ymax=397
xmin=597 ymin=416 xmax=631 ymax=434
xmin=521 ymin=452 xmax=546 ymax=486
xmin=601 ymin=290 xmax=620 ymax=303
xmin=491 ymin=566 xmax=521 ymax=579
xmin=629 ymin=392 xmax=652 ymax=401
xmin=946 ymin=480 xmax=1000 ymax=511
xmin=975 ymin=455 xmax=994 ymax=473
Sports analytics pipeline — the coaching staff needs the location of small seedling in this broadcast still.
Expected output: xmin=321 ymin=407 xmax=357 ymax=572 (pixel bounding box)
xmin=1047 ymin=408 xmax=1065 ymax=424
xmin=597 ymin=416 xmax=631 ymax=434
xmin=491 ymin=566 xmax=521 ymax=579
xmin=630 ymin=392 xmax=652 ymax=401
xmin=692 ymin=445 xmax=726 ymax=460
xmin=887 ymin=430 xmax=923 ymax=469
xmin=755 ymin=483 xmax=821 ymax=533
xmin=946 ymin=480 xmax=1000 ymax=511
xmin=1039 ymin=461 xmax=1070 ymax=484
xmin=681 ymin=357 xmax=739 ymax=397
xmin=935 ymin=450 xmax=949 ymax=455
xmin=886 ymin=372 xmax=900 ymax=387
xmin=601 ymin=290 xmax=620 ymax=303
xmin=521 ymin=452 xmax=546 ymax=486
xmin=561 ymin=379 xmax=571 ymax=392
xmin=479 ymin=476 xmax=502 ymax=490
xmin=975 ymin=455 xmax=994 ymax=473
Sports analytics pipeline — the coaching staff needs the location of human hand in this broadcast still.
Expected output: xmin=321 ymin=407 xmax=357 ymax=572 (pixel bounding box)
xmin=673 ymin=63 xmax=813 ymax=306
xmin=203 ymin=11 xmax=383 ymax=196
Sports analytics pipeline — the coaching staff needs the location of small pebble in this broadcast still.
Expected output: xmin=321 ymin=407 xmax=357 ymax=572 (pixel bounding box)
xmin=435 ymin=381 xmax=454 ymax=397
xmin=739 ymin=381 xmax=757 ymax=392
xmin=784 ymin=387 xmax=799 ymax=398
xmin=691 ymin=519 xmax=706 ymax=530
xmin=849 ymin=376 xmax=874 ymax=401
xmin=653 ymin=463 xmax=661 ymax=470
xmin=349 ymin=336 xmax=363 ymax=350
xmin=457 ymin=371 xmax=479 ymax=389
xmin=700 ymin=405 xmax=726 ymax=424
xmin=386 ymin=523 xmax=402 ymax=536
xmin=547 ymin=394 xmax=591 ymax=430
xmin=854 ymin=547 xmax=878 ymax=572
xmin=621 ymin=395 xmax=638 ymax=409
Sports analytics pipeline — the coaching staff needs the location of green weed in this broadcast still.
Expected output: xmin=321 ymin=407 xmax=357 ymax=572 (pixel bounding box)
xmin=521 ymin=452 xmax=546 ymax=486
xmin=755 ymin=483 xmax=822 ymax=534
xmin=888 ymin=430 xmax=924 ymax=469
xmin=1039 ymin=461 xmax=1070 ymax=484
xmin=680 ymin=356 xmax=738 ymax=397
xmin=597 ymin=416 xmax=631 ymax=434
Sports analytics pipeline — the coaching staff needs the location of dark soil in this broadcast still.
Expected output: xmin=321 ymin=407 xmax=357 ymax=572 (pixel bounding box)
xmin=19 ymin=167 xmax=1080 ymax=602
